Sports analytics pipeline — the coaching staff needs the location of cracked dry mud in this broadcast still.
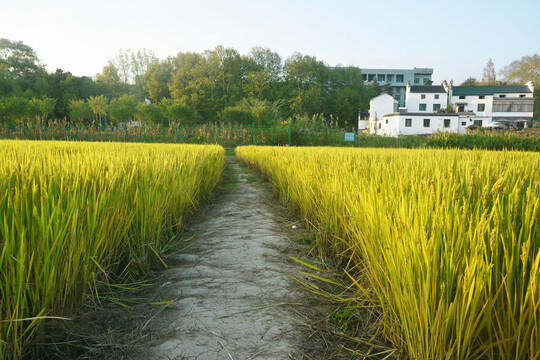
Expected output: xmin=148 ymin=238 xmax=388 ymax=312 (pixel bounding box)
xmin=134 ymin=159 xmax=313 ymax=360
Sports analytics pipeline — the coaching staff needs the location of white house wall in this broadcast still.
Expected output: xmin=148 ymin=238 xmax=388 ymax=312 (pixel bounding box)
xmin=378 ymin=115 xmax=470 ymax=137
xmin=407 ymin=92 xmax=448 ymax=113
xmin=451 ymin=93 xmax=534 ymax=123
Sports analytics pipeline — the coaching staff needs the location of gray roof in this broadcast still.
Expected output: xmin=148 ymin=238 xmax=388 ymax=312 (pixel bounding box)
xmin=410 ymin=85 xmax=446 ymax=93
xmin=453 ymin=85 xmax=531 ymax=96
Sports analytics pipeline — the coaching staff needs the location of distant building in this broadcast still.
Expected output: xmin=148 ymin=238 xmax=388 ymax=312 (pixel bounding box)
xmin=360 ymin=67 xmax=433 ymax=106
xmin=450 ymin=82 xmax=534 ymax=129
xmin=366 ymin=80 xmax=535 ymax=137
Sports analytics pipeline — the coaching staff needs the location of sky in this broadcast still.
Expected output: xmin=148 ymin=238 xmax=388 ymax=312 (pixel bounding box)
xmin=1 ymin=0 xmax=539 ymax=84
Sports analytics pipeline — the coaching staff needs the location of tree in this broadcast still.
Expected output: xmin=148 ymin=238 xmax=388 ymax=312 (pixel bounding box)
xmin=87 ymin=95 xmax=108 ymax=125
xmin=369 ymin=79 xmax=381 ymax=98
xmin=0 ymin=38 xmax=43 ymax=79
xmin=460 ymin=77 xmax=478 ymax=86
xmin=158 ymin=98 xmax=198 ymax=125
xmin=68 ymin=99 xmax=92 ymax=123
xmin=284 ymin=52 xmax=327 ymax=116
xmin=500 ymin=53 xmax=540 ymax=84
xmin=96 ymin=61 xmax=127 ymax=97
xmin=482 ymin=58 xmax=497 ymax=85
xmin=137 ymin=102 xmax=165 ymax=124
xmin=324 ymin=66 xmax=369 ymax=127
xmin=383 ymin=81 xmax=393 ymax=95
xmin=244 ymin=47 xmax=283 ymax=101
xmin=0 ymin=38 xmax=47 ymax=95
xmin=143 ymin=59 xmax=173 ymax=102
xmin=3 ymin=96 xmax=29 ymax=122
xmin=110 ymin=49 xmax=158 ymax=85
xmin=108 ymin=94 xmax=138 ymax=123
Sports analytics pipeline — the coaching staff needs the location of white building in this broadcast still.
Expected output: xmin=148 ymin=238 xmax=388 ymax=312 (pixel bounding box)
xmin=365 ymin=94 xmax=398 ymax=134
xmin=404 ymin=83 xmax=449 ymax=113
xmin=373 ymin=113 xmax=477 ymax=137
xmin=368 ymin=80 xmax=535 ymax=136
xmin=450 ymin=81 xmax=534 ymax=129
xmin=360 ymin=67 xmax=433 ymax=106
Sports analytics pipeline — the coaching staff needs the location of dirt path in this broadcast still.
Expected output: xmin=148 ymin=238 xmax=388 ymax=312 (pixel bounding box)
xmin=134 ymin=158 xmax=313 ymax=359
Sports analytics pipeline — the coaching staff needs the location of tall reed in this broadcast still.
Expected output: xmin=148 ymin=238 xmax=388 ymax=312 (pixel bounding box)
xmin=237 ymin=146 xmax=539 ymax=360
xmin=0 ymin=140 xmax=224 ymax=358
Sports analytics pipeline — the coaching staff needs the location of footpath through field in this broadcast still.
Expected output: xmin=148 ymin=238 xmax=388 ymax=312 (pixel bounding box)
xmin=135 ymin=158 xmax=313 ymax=359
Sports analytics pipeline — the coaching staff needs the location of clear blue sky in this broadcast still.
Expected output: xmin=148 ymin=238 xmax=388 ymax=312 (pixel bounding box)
xmin=2 ymin=0 xmax=539 ymax=84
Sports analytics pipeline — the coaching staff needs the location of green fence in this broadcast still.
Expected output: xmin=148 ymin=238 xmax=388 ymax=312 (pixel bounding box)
xmin=0 ymin=123 xmax=293 ymax=146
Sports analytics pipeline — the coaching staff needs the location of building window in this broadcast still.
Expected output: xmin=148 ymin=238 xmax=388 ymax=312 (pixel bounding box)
xmin=421 ymin=94 xmax=426 ymax=99
xmin=462 ymin=121 xmax=466 ymax=126
xmin=396 ymin=74 xmax=404 ymax=82
xmin=459 ymin=95 xmax=466 ymax=99
xmin=378 ymin=74 xmax=385 ymax=82
xmin=474 ymin=120 xmax=483 ymax=127
xmin=423 ymin=119 xmax=430 ymax=127
xmin=479 ymin=95 xmax=485 ymax=99
xmin=368 ymin=74 xmax=375 ymax=82
xmin=435 ymin=94 xmax=439 ymax=99
xmin=414 ymin=77 xmax=420 ymax=84
xmin=499 ymin=94 xmax=506 ymax=98
xmin=385 ymin=119 xmax=388 ymax=124
xmin=493 ymin=101 xmax=533 ymax=112
xmin=419 ymin=104 xmax=427 ymax=111
xmin=444 ymin=119 xmax=451 ymax=128
xmin=520 ymin=94 xmax=526 ymax=98
xmin=405 ymin=118 xmax=412 ymax=127
xmin=362 ymin=74 xmax=367 ymax=81
xmin=387 ymin=74 xmax=394 ymax=82
xmin=433 ymin=104 xmax=441 ymax=111
xmin=477 ymin=104 xmax=485 ymax=112
xmin=378 ymin=123 xmax=381 ymax=129
xmin=458 ymin=105 xmax=465 ymax=112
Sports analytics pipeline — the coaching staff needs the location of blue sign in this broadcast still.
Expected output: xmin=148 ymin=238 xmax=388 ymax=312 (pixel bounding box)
xmin=343 ymin=132 xmax=356 ymax=142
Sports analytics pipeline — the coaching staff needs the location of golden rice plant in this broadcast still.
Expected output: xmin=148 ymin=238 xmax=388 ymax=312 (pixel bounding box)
xmin=0 ymin=140 xmax=224 ymax=359
xmin=237 ymin=146 xmax=539 ymax=360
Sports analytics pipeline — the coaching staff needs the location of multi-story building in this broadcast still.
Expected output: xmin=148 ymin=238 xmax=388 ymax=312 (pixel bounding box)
xmin=450 ymin=83 xmax=534 ymax=129
xmin=360 ymin=67 xmax=433 ymax=106
xmin=365 ymin=80 xmax=535 ymax=137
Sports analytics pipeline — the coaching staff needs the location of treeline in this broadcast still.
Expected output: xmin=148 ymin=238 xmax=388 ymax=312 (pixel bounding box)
xmin=0 ymin=39 xmax=374 ymax=127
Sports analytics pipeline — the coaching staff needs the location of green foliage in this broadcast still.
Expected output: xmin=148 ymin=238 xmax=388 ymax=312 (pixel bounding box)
xmin=382 ymin=81 xmax=393 ymax=95
xmin=219 ymin=98 xmax=283 ymax=126
xmin=143 ymin=59 xmax=173 ymax=102
xmin=87 ymin=95 xmax=109 ymax=124
xmin=460 ymin=77 xmax=478 ymax=86
xmin=284 ymin=52 xmax=327 ymax=116
xmin=482 ymin=58 xmax=497 ymax=85
xmin=136 ymin=102 xmax=165 ymax=124
xmin=158 ymin=98 xmax=199 ymax=125
xmin=219 ymin=107 xmax=256 ymax=125
xmin=68 ymin=99 xmax=92 ymax=123
xmin=368 ymin=79 xmax=381 ymax=98
xmin=108 ymin=94 xmax=139 ymax=123
xmin=500 ymin=53 xmax=540 ymax=84
xmin=2 ymin=96 xmax=28 ymax=121
xmin=0 ymin=39 xmax=376 ymax=127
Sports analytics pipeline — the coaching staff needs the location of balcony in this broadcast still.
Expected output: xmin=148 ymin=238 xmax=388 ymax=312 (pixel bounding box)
xmin=492 ymin=99 xmax=534 ymax=113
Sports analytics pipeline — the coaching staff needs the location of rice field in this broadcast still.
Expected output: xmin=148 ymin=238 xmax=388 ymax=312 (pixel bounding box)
xmin=0 ymin=140 xmax=224 ymax=359
xmin=236 ymin=146 xmax=539 ymax=360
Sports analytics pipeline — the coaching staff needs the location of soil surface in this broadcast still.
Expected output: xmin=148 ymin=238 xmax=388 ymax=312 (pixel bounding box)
xmin=130 ymin=158 xmax=316 ymax=359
